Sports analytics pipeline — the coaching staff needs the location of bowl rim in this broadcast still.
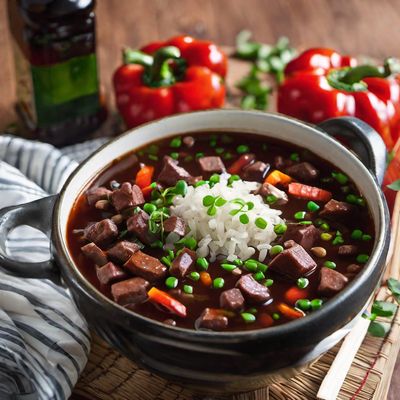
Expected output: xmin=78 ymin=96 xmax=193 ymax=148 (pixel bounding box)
xmin=53 ymin=109 xmax=390 ymax=341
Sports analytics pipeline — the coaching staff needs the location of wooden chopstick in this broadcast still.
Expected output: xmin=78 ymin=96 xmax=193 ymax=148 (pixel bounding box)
xmin=317 ymin=191 xmax=400 ymax=400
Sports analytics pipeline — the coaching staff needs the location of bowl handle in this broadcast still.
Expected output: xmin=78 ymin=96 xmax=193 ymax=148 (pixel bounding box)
xmin=318 ymin=117 xmax=387 ymax=185
xmin=0 ymin=195 xmax=59 ymax=281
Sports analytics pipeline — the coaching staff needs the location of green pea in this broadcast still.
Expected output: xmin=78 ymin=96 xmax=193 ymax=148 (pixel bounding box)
xmin=196 ymin=257 xmax=209 ymax=270
xmin=255 ymin=217 xmax=268 ymax=230
xmin=362 ymin=234 xmax=372 ymax=241
xmin=170 ymin=152 xmax=179 ymax=160
xmin=165 ymin=276 xmax=178 ymax=289
xmin=170 ymin=137 xmax=182 ymax=148
xmin=351 ymin=229 xmax=363 ymax=240
xmin=233 ymin=258 xmax=243 ymax=266
xmin=253 ymin=271 xmax=265 ymax=281
xmin=189 ymin=272 xmax=200 ymax=281
xmin=256 ymin=262 xmax=268 ymax=273
xmin=274 ymin=223 xmax=287 ymax=235
xmin=244 ymin=259 xmax=258 ymax=272
xmin=194 ymin=180 xmax=207 ymax=187
xmin=324 ymin=261 xmax=336 ymax=269
xmin=270 ymin=245 xmax=284 ymax=256
xmin=357 ymin=254 xmax=369 ymax=264
xmin=241 ymin=312 xmax=256 ymax=323
xmin=209 ymin=174 xmax=220 ymax=184
xmin=265 ymin=194 xmax=277 ymax=204
xmin=237 ymin=145 xmax=250 ymax=154
xmin=320 ymin=233 xmax=332 ymax=241
xmin=290 ymin=152 xmax=300 ymax=162
xmin=296 ymin=299 xmax=311 ymax=311
xmin=294 ymin=211 xmax=306 ymax=220
xmin=297 ymin=277 xmax=309 ymax=289
xmin=143 ymin=203 xmax=157 ymax=214
xmin=307 ymin=201 xmax=320 ymax=212
xmin=183 ymin=285 xmax=193 ymax=294
xmin=264 ymin=279 xmax=274 ymax=287
xmin=213 ymin=277 xmax=225 ymax=289
xmin=311 ymin=299 xmax=323 ymax=310
xmin=227 ymin=174 xmax=240 ymax=185
xmin=346 ymin=194 xmax=358 ymax=204
xmin=221 ymin=263 xmax=237 ymax=272
xmin=272 ymin=312 xmax=280 ymax=320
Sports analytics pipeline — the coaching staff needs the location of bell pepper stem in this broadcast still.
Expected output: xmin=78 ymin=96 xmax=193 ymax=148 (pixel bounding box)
xmin=123 ymin=48 xmax=153 ymax=67
xmin=148 ymin=46 xmax=181 ymax=87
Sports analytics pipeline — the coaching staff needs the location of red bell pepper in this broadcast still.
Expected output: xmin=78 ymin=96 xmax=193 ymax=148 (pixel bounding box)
xmin=113 ymin=36 xmax=227 ymax=128
xmin=278 ymin=48 xmax=400 ymax=149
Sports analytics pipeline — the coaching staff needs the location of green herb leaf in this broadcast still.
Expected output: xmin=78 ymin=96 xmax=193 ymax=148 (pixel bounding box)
xmin=207 ymin=205 xmax=217 ymax=216
xmin=371 ymin=301 xmax=397 ymax=317
xmin=239 ymin=214 xmax=249 ymax=224
xmin=388 ymin=278 xmax=400 ymax=303
xmin=203 ymin=195 xmax=215 ymax=207
xmin=387 ymin=179 xmax=400 ymax=191
xmin=368 ymin=321 xmax=391 ymax=337
xmin=229 ymin=209 xmax=241 ymax=216
xmin=215 ymin=197 xmax=227 ymax=207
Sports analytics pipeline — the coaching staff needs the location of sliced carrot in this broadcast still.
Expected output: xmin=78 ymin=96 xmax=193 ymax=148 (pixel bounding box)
xmin=259 ymin=313 xmax=274 ymax=328
xmin=288 ymin=182 xmax=332 ymax=202
xmin=147 ymin=287 xmax=187 ymax=317
xmin=199 ymin=271 xmax=212 ymax=287
xmin=284 ymin=286 xmax=309 ymax=305
xmin=135 ymin=165 xmax=154 ymax=189
xmin=265 ymin=170 xmax=292 ymax=186
xmin=227 ymin=154 xmax=255 ymax=174
xmin=277 ymin=302 xmax=305 ymax=320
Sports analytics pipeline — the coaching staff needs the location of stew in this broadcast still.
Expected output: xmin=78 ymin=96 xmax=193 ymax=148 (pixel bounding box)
xmin=67 ymin=132 xmax=374 ymax=331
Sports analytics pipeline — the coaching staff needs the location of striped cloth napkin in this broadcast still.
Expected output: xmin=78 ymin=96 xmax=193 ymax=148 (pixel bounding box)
xmin=0 ymin=135 xmax=108 ymax=400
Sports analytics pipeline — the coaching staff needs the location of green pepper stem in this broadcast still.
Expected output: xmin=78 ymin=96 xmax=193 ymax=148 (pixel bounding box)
xmin=123 ymin=48 xmax=153 ymax=67
xmin=147 ymin=46 xmax=181 ymax=87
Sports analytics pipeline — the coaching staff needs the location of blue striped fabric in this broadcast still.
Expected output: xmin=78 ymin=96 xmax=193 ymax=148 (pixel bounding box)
xmin=0 ymin=135 xmax=108 ymax=399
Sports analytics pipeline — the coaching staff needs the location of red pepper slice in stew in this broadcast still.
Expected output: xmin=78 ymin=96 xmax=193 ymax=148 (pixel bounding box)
xmin=148 ymin=287 xmax=187 ymax=318
xmin=135 ymin=165 xmax=155 ymax=189
xmin=288 ymin=182 xmax=332 ymax=202
xmin=277 ymin=302 xmax=305 ymax=320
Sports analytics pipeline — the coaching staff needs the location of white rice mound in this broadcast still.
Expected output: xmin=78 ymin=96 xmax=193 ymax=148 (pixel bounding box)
xmin=171 ymin=173 xmax=285 ymax=262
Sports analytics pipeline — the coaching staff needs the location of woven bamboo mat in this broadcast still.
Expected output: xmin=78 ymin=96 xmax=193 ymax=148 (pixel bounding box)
xmin=72 ymin=56 xmax=400 ymax=399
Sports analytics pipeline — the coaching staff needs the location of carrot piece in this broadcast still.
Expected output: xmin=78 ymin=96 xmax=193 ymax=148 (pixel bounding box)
xmin=200 ymin=271 xmax=212 ymax=287
xmin=259 ymin=313 xmax=274 ymax=327
xmin=147 ymin=287 xmax=187 ymax=317
xmin=288 ymin=182 xmax=332 ymax=202
xmin=141 ymin=184 xmax=154 ymax=197
xmin=265 ymin=170 xmax=292 ymax=186
xmin=227 ymin=154 xmax=255 ymax=174
xmin=135 ymin=165 xmax=154 ymax=189
xmin=277 ymin=302 xmax=305 ymax=320
xmin=284 ymin=286 xmax=309 ymax=305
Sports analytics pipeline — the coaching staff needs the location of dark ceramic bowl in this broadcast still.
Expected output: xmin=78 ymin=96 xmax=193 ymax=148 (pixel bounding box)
xmin=0 ymin=111 xmax=390 ymax=393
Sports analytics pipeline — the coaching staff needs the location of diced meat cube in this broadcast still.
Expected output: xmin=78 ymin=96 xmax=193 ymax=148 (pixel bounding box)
xmin=183 ymin=136 xmax=195 ymax=148
xmin=124 ymin=250 xmax=167 ymax=282
xmin=84 ymin=219 xmax=118 ymax=247
xmin=338 ymin=245 xmax=358 ymax=256
xmin=347 ymin=263 xmax=362 ymax=273
xmin=269 ymin=244 xmax=317 ymax=280
xmin=318 ymin=267 xmax=348 ymax=297
xmin=164 ymin=216 xmax=186 ymax=236
xmin=111 ymin=182 xmax=145 ymax=212
xmin=197 ymin=156 xmax=225 ymax=174
xmin=242 ymin=161 xmax=270 ymax=181
xmin=81 ymin=242 xmax=108 ymax=266
xmin=111 ymin=277 xmax=150 ymax=306
xmin=86 ymin=187 xmax=111 ymax=206
xmin=282 ymin=225 xmax=320 ymax=250
xmin=157 ymin=156 xmax=194 ymax=186
xmin=107 ymin=241 xmax=140 ymax=263
xmin=196 ymin=308 xmax=228 ymax=331
xmin=170 ymin=248 xmax=196 ymax=278
xmin=127 ymin=209 xmax=156 ymax=244
xmin=219 ymin=288 xmax=245 ymax=311
xmin=256 ymin=182 xmax=288 ymax=205
xmin=286 ymin=162 xmax=319 ymax=182
xmin=236 ymin=274 xmax=271 ymax=304
xmin=96 ymin=262 xmax=128 ymax=285
xmin=284 ymin=240 xmax=297 ymax=249
xmin=274 ymin=155 xmax=292 ymax=170
xmin=319 ymin=199 xmax=356 ymax=220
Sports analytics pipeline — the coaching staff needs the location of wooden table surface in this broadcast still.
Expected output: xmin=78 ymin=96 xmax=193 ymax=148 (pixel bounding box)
xmin=1 ymin=0 xmax=400 ymax=398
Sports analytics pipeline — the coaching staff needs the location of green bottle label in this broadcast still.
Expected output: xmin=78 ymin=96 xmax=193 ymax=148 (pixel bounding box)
xmin=31 ymin=53 xmax=100 ymax=126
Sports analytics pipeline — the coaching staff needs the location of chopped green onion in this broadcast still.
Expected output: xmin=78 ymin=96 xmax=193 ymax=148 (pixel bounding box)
xmin=295 ymin=299 xmax=311 ymax=311
xmin=244 ymin=259 xmax=258 ymax=272
xmin=270 ymin=245 xmax=284 ymax=256
xmin=161 ymin=256 xmax=172 ymax=267
xmin=178 ymin=237 xmax=197 ymax=250
xmin=311 ymin=299 xmax=323 ymax=310
xmin=239 ymin=214 xmax=249 ymax=224
xmin=307 ymin=201 xmax=320 ymax=212
xmin=351 ymin=229 xmax=363 ymax=240
xmin=143 ymin=203 xmax=157 ymax=214
xmin=253 ymin=271 xmax=265 ymax=281
xmin=371 ymin=300 xmax=397 ymax=317
xmin=167 ymin=249 xmax=175 ymax=260
xmin=237 ymin=144 xmax=250 ymax=154
xmin=332 ymin=171 xmax=349 ymax=185
xmin=265 ymin=194 xmax=277 ymax=204
xmin=170 ymin=137 xmax=182 ymax=148
xmin=183 ymin=285 xmax=193 ymax=294
xmin=332 ymin=236 xmax=345 ymax=245
xmin=299 ymin=220 xmax=313 ymax=225
xmin=189 ymin=271 xmax=200 ymax=281
xmin=213 ymin=277 xmax=225 ymax=289
xmin=209 ymin=174 xmax=220 ymax=184
xmin=323 ymin=261 xmax=336 ymax=269
xmin=368 ymin=321 xmax=391 ymax=337
xmin=274 ymin=223 xmax=287 ymax=235
xmin=294 ymin=211 xmax=306 ymax=220
xmin=196 ymin=257 xmax=209 ymax=270
xmin=297 ymin=277 xmax=309 ymax=289
xmin=221 ymin=263 xmax=237 ymax=272
xmin=290 ymin=152 xmax=300 ymax=162
xmin=356 ymin=254 xmax=369 ymax=264
xmin=194 ymin=180 xmax=207 ymax=187
xmin=255 ymin=217 xmax=268 ymax=229
xmin=170 ymin=152 xmax=179 ymax=160
xmin=272 ymin=312 xmax=280 ymax=320
xmin=320 ymin=233 xmax=332 ymax=241
xmin=165 ymin=276 xmax=178 ymax=289
xmin=264 ymin=279 xmax=274 ymax=287
xmin=346 ymin=194 xmax=358 ymax=204
xmin=241 ymin=312 xmax=256 ymax=323
xmin=150 ymin=240 xmax=163 ymax=248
